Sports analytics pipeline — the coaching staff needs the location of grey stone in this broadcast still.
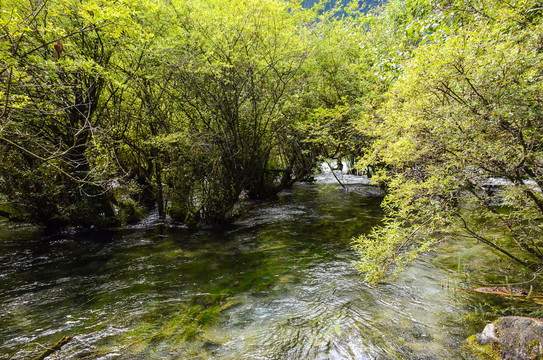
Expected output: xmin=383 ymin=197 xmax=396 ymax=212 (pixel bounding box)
xmin=477 ymin=322 xmax=498 ymax=345
xmin=475 ymin=316 xmax=543 ymax=359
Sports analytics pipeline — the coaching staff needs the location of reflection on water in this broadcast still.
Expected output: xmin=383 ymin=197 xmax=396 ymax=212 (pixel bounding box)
xmin=0 ymin=177 xmax=527 ymax=359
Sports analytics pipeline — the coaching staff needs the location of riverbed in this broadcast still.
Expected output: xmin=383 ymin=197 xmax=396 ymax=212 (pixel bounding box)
xmin=0 ymin=170 xmax=532 ymax=359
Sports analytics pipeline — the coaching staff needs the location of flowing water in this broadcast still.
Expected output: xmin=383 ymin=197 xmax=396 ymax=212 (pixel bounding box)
xmin=0 ymin=168 xmax=533 ymax=359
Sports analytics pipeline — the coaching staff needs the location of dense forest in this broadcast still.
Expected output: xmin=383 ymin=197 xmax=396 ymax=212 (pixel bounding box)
xmin=1 ymin=0 xmax=543 ymax=284
xmin=1 ymin=0 xmax=368 ymax=230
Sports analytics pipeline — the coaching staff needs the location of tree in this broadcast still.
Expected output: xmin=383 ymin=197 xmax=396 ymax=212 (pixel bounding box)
xmin=0 ymin=0 xmax=381 ymax=229
xmin=296 ymin=14 xmax=371 ymax=170
xmin=353 ymin=0 xmax=543 ymax=284
xmin=159 ymin=0 xmax=318 ymax=224
xmin=0 ymin=0 xmax=162 ymax=227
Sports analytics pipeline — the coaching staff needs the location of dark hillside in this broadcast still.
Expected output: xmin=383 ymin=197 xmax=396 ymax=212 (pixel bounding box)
xmin=302 ymin=0 xmax=382 ymax=12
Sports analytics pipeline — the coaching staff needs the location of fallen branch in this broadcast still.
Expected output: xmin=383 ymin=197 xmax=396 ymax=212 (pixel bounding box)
xmin=324 ymin=159 xmax=345 ymax=189
xmin=465 ymin=287 xmax=543 ymax=304
xmin=31 ymin=336 xmax=72 ymax=360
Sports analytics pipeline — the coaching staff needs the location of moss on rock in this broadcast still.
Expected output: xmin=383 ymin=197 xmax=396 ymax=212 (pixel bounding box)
xmin=465 ymin=334 xmax=502 ymax=359
xmin=467 ymin=317 xmax=543 ymax=359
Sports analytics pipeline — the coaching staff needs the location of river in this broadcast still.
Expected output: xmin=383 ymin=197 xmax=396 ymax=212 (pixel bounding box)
xmin=0 ymin=167 xmax=529 ymax=359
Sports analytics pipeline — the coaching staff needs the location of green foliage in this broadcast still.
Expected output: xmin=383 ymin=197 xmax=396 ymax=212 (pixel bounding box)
xmin=297 ymin=15 xmax=373 ymax=167
xmin=0 ymin=0 xmax=163 ymax=227
xmin=166 ymin=0 xmax=315 ymax=209
xmin=1 ymin=0 xmax=371 ymax=228
xmin=354 ymin=0 xmax=543 ymax=284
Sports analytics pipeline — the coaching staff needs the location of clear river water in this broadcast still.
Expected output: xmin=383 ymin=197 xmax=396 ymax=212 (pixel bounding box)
xmin=0 ymin=169 xmax=531 ymax=359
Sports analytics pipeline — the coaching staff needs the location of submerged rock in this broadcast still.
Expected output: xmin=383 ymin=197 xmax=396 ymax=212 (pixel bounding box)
xmin=468 ymin=316 xmax=543 ymax=359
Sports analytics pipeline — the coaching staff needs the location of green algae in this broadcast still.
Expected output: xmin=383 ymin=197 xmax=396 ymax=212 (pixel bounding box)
xmin=465 ymin=334 xmax=503 ymax=360
xmin=109 ymin=303 xmax=231 ymax=357
xmin=100 ymin=262 xmax=283 ymax=358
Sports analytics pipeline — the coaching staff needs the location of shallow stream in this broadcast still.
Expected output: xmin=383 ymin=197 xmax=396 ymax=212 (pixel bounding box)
xmin=0 ymin=169 xmax=533 ymax=359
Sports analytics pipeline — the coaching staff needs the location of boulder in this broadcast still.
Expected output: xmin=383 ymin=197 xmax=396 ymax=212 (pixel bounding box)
xmin=468 ymin=316 xmax=543 ymax=359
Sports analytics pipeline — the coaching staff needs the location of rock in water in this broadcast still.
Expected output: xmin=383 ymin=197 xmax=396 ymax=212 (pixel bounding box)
xmin=469 ymin=316 xmax=543 ymax=359
xmin=476 ymin=322 xmax=498 ymax=345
